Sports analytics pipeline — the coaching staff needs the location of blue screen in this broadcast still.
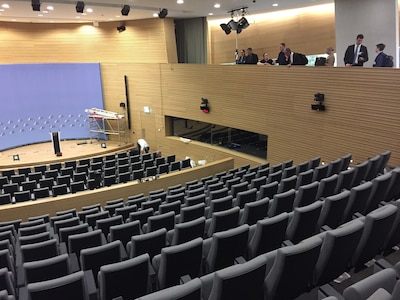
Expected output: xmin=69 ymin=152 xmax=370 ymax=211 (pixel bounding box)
xmin=0 ymin=63 xmax=104 ymax=151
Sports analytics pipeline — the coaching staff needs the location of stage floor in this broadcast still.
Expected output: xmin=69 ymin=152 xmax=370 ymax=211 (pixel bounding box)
xmin=0 ymin=139 xmax=129 ymax=169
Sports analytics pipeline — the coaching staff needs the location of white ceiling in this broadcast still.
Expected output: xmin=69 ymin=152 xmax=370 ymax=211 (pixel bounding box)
xmin=0 ymin=0 xmax=333 ymax=23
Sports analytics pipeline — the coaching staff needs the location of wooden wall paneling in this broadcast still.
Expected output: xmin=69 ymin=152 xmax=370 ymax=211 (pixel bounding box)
xmin=0 ymin=158 xmax=234 ymax=222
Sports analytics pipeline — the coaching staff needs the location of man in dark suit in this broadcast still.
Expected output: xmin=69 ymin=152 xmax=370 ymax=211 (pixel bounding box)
xmin=373 ymin=43 xmax=386 ymax=67
xmin=275 ymin=42 xmax=288 ymax=65
xmin=244 ymin=48 xmax=258 ymax=64
xmin=344 ymin=34 xmax=368 ymax=67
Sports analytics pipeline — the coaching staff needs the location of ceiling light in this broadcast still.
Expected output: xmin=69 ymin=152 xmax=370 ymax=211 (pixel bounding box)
xmin=121 ymin=4 xmax=130 ymax=16
xmin=47 ymin=5 xmax=54 ymax=10
xmin=220 ymin=23 xmax=231 ymax=35
xmin=31 ymin=0 xmax=40 ymax=12
xmin=214 ymin=3 xmax=221 ymax=8
xmin=1 ymin=4 xmax=9 ymax=9
xmin=86 ymin=8 xmax=93 ymax=13
xmin=272 ymin=3 xmax=279 ymax=7
xmin=43 ymin=10 xmax=48 ymax=13
xmin=208 ymin=12 xmax=213 ymax=15
xmin=76 ymin=1 xmax=85 ymax=13
xmin=177 ymin=0 xmax=184 ymax=4
xmin=38 ymin=14 xmax=43 ymax=16
xmin=158 ymin=8 xmax=168 ymax=18
xmin=153 ymin=13 xmax=158 ymax=17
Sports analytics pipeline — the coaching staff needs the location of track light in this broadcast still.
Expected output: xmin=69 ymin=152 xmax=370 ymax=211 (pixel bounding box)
xmin=221 ymin=7 xmax=250 ymax=35
xmin=238 ymin=17 xmax=249 ymax=30
xmin=158 ymin=8 xmax=168 ymax=18
xmin=220 ymin=23 xmax=231 ymax=35
xmin=31 ymin=0 xmax=40 ymax=11
xmin=117 ymin=25 xmax=126 ymax=32
xmin=227 ymin=19 xmax=238 ymax=31
xmin=121 ymin=4 xmax=130 ymax=16
xmin=76 ymin=1 xmax=85 ymax=13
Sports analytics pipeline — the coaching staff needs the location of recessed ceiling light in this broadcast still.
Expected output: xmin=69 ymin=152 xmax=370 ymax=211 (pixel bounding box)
xmin=11 ymin=18 xmax=16 ymax=21
xmin=116 ymin=15 xmax=120 ymax=18
xmin=82 ymin=13 xmax=87 ymax=15
xmin=76 ymin=16 xmax=80 ymax=19
xmin=46 ymin=5 xmax=54 ymax=10
xmin=43 ymin=10 xmax=49 ymax=13
xmin=0 ymin=9 xmax=4 ymax=11
xmin=153 ymin=13 xmax=158 ymax=17
xmin=214 ymin=3 xmax=220 ymax=8
xmin=38 ymin=14 xmax=43 ymax=17
xmin=272 ymin=3 xmax=279 ymax=7
xmin=2 ymin=4 xmax=9 ymax=9
xmin=208 ymin=12 xmax=214 ymax=15
xmin=177 ymin=0 xmax=184 ymax=4
xmin=86 ymin=8 xmax=93 ymax=13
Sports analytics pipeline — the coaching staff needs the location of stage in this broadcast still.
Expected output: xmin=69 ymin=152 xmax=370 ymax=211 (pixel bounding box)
xmin=0 ymin=140 xmax=133 ymax=169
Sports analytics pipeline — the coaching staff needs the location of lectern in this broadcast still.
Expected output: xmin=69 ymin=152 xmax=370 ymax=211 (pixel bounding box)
xmin=51 ymin=131 xmax=62 ymax=156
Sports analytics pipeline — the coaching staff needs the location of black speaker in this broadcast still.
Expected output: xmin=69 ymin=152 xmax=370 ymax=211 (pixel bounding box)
xmin=158 ymin=8 xmax=168 ymax=18
xmin=121 ymin=5 xmax=130 ymax=16
xmin=76 ymin=1 xmax=85 ymax=13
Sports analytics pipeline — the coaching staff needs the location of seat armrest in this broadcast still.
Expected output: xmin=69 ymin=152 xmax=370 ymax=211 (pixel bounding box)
xmin=83 ymin=270 xmax=97 ymax=300
xmin=318 ymin=283 xmax=345 ymax=300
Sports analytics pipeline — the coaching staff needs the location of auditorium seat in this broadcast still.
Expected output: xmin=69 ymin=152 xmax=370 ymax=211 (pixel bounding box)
xmin=315 ymin=174 xmax=338 ymax=200
xmin=257 ymin=167 xmax=270 ymax=178
xmin=340 ymin=153 xmax=353 ymax=171
xmin=377 ymin=150 xmax=391 ymax=175
xmin=383 ymin=167 xmax=400 ymax=202
xmin=350 ymin=160 xmax=370 ymax=188
xmin=127 ymin=228 xmax=167 ymax=260
xmin=54 ymin=217 xmax=80 ymax=236
xmin=364 ymin=172 xmax=392 ymax=214
xmin=108 ymin=221 xmax=141 ymax=248
xmin=132 ymin=169 xmax=144 ymax=181
xmin=3 ymin=184 xmax=18 ymax=198
xmin=114 ymin=205 xmax=137 ymax=221
xmin=208 ymin=187 xmax=229 ymax=203
xmin=143 ymin=211 xmax=175 ymax=233
xmin=167 ymin=217 xmax=205 ymax=246
xmin=205 ymin=206 xmax=240 ymax=238
xmin=68 ymin=229 xmax=104 ymax=257
xmin=285 ymin=201 xmax=323 ymax=244
xmin=277 ymin=175 xmax=297 ymax=194
xmin=308 ymin=156 xmax=321 ymax=169
xmin=70 ymin=181 xmax=86 ymax=193
xmin=0 ymin=177 xmax=9 ymax=190
xmin=178 ymin=203 xmax=205 ymax=223
xmin=267 ymin=170 xmax=282 ymax=184
xmin=0 ymin=249 xmax=15 ymax=277
xmin=327 ymin=158 xmax=343 ymax=177
xmin=128 ymin=208 xmax=154 ymax=227
xmin=312 ymin=164 xmax=329 ymax=182
xmin=20 ymin=239 xmax=59 ymax=264
xmin=257 ymin=181 xmax=278 ymax=200
xmin=270 ymin=163 xmax=283 ymax=173
xmin=104 ymin=202 xmax=124 ymax=216
xmin=28 ymin=214 xmax=50 ymax=223
xmin=19 ymin=223 xmax=48 ymax=237
xmin=313 ymin=219 xmax=364 ymax=287
xmin=21 ymin=181 xmax=37 ymax=193
xmin=77 ymin=208 xmax=100 ymax=223
xmin=249 ymin=175 xmax=267 ymax=190
xmin=27 ymin=172 xmax=42 ymax=184
xmin=247 ymin=212 xmax=289 ymax=259
xmin=165 ymin=192 xmax=185 ymax=204
xmin=201 ymin=254 xmax=266 ymax=300
xmin=233 ymin=188 xmax=257 ymax=209
xmin=364 ymin=155 xmax=381 ymax=181
xmin=38 ymin=178 xmax=54 ymax=190
xmin=239 ymin=197 xmax=269 ymax=226
xmin=98 ymin=254 xmax=150 ymax=300
xmin=184 ymin=194 xmax=206 ymax=207
xmin=141 ymin=199 xmax=162 ymax=211
xmin=224 ymin=177 xmax=240 ymax=191
xmin=152 ymin=238 xmax=203 ymax=289
xmin=293 ymin=181 xmax=319 ymax=208
xmin=96 ymin=216 xmax=123 ymax=237
xmin=59 ymin=167 xmax=74 ymax=178
xmin=282 ymin=166 xmax=297 ymax=180
xmin=0 ymin=267 xmax=15 ymax=298
xmin=267 ymin=189 xmax=296 ymax=217
xmin=10 ymin=174 xmax=25 ymax=185
xmin=203 ymin=224 xmax=249 ymax=273
xmin=20 ymin=218 xmax=45 ymax=229
xmin=33 ymin=187 xmax=50 ymax=200
xmin=295 ymin=169 xmax=314 ymax=189
xmin=296 ymin=161 xmax=310 ymax=175
xmin=263 ymin=236 xmax=322 ymax=300
xmin=59 ymin=224 xmax=89 ymax=246
xmin=206 ymin=196 xmax=233 ymax=218
xmin=317 ymin=190 xmax=351 ymax=229
xmin=14 ymin=191 xmax=31 ymax=203
xmin=334 ymin=168 xmax=355 ymax=194
xmin=342 ymin=181 xmax=373 ymax=223
xmin=86 ymin=211 xmax=110 ymax=229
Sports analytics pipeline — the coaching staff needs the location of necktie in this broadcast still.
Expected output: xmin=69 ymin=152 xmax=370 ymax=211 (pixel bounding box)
xmin=354 ymin=45 xmax=359 ymax=64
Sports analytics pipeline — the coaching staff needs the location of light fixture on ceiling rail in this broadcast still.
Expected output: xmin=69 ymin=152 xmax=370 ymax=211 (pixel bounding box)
xmin=31 ymin=0 xmax=40 ymax=11
xmin=158 ymin=8 xmax=168 ymax=18
xmin=219 ymin=7 xmax=250 ymax=35
xmin=76 ymin=1 xmax=85 ymax=13
xmin=121 ymin=4 xmax=130 ymax=16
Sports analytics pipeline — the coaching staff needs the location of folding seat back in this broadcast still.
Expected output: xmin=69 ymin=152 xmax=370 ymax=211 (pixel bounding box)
xmin=170 ymin=217 xmax=206 ymax=246
xmin=296 ymin=161 xmax=310 ymax=175
xmin=249 ymin=175 xmax=267 ymax=191
xmin=268 ymin=189 xmax=296 ymax=217
xmin=364 ymin=155 xmax=382 ymax=181
xmin=185 ymin=194 xmax=206 ymax=207
xmin=141 ymin=279 xmax=202 ymax=300
xmin=282 ymin=166 xmax=296 ymax=180
xmin=141 ymin=199 xmax=162 ymax=211
xmin=70 ymin=181 xmax=86 ymax=193
xmin=247 ymin=212 xmax=289 ymax=259
xmin=264 ymin=236 xmax=322 ymax=300
xmin=143 ymin=211 xmax=175 ymax=233
xmin=327 ymin=158 xmax=343 ymax=177
xmin=166 ymin=193 xmax=185 ymax=204
xmin=59 ymin=223 xmax=89 ymax=245
xmin=206 ymin=206 xmax=240 ymax=237
xmin=149 ymin=191 xmax=167 ymax=202
xmin=257 ymin=181 xmax=278 ymax=201
xmin=342 ymin=181 xmax=373 ymax=222
xmin=209 ymin=187 xmax=229 ymax=202
xmin=179 ymin=203 xmax=205 ymax=223
xmin=384 ymin=167 xmax=400 ymax=202
xmin=340 ymin=153 xmax=352 ymax=171
xmin=377 ymin=150 xmax=391 ymax=175
xmin=96 ymin=215 xmax=123 ymax=237
xmin=277 ymin=175 xmax=297 ymax=194
xmin=295 ymin=169 xmax=314 ymax=189
xmin=239 ymin=197 xmax=270 ymax=226
xmin=23 ymin=253 xmax=70 ymax=284
xmin=77 ymin=208 xmax=99 ymax=223
xmin=109 ymin=221 xmax=141 ymax=248
xmin=159 ymin=200 xmax=181 ymax=215
xmin=220 ymin=173 xmax=234 ymax=185
xmin=205 ymin=255 xmax=267 ymax=300
xmin=270 ymin=163 xmax=282 ymax=173
xmin=365 ymin=172 xmax=392 ymax=214
xmin=127 ymin=228 xmax=166 ymax=259
xmin=54 ymin=217 xmax=80 ymax=236
xmin=242 ymin=172 xmax=256 ymax=184
xmin=0 ymin=267 xmax=15 ymax=297
xmin=207 ymin=196 xmax=233 ymax=218
xmin=308 ymin=157 xmax=321 ymax=169
xmin=313 ymin=219 xmax=364 ymax=286
xmin=68 ymin=229 xmax=103 ymax=256
xmin=205 ymin=224 xmax=249 ymax=273
xmin=168 ymin=187 xmax=186 ymax=197
xmin=352 ymin=204 xmax=398 ymax=272
xmin=267 ymin=170 xmax=282 ymax=184
xmin=286 ymin=201 xmax=323 ymax=244
xmin=153 ymin=238 xmax=203 ymax=289
xmin=85 ymin=211 xmax=110 ymax=228
xmin=19 ymin=223 xmax=48 ymax=237
xmin=335 ymin=167 xmax=356 ymax=194
xmin=312 ymin=164 xmax=329 ymax=182
xmin=98 ymin=254 xmax=150 ymax=300
xmin=383 ymin=199 xmax=400 ymax=254
xmin=114 ymin=205 xmax=137 ymax=221
xmin=186 ymin=187 xmax=204 ymax=198
xmin=80 ymin=241 xmax=122 ymax=285
xmin=234 ymin=188 xmax=257 ymax=209
xmin=317 ymin=190 xmax=351 ymax=229
xmin=0 ymin=194 xmax=11 ymax=205
xmin=14 ymin=191 xmax=31 ymax=203
xmin=27 ymin=271 xmax=88 ymax=300
xmin=33 ymin=187 xmax=50 ymax=199
xmin=21 ymin=239 xmax=58 ymax=263
xmin=315 ymin=174 xmax=338 ymax=200
xmin=206 ymin=182 xmax=224 ymax=195
xmin=0 ymin=250 xmax=15 ymax=275
xmin=225 ymin=177 xmax=241 ymax=191
xmin=351 ymin=160 xmax=370 ymax=187
xmin=57 ymin=208 xmax=77 ymax=218
xmin=128 ymin=208 xmax=154 ymax=226
xmin=293 ymin=181 xmax=319 ymax=208
xmin=257 ymin=167 xmax=270 ymax=178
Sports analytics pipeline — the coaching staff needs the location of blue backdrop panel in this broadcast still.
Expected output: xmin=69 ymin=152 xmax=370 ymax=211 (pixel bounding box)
xmin=0 ymin=63 xmax=104 ymax=151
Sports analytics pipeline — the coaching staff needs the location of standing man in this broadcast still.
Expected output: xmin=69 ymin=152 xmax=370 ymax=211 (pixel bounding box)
xmin=344 ymin=34 xmax=368 ymax=67
xmin=373 ymin=43 xmax=387 ymax=67
xmin=275 ymin=42 xmax=288 ymax=65
xmin=244 ymin=48 xmax=258 ymax=64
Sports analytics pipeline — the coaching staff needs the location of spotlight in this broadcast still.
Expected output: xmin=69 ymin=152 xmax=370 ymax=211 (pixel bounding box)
xmin=227 ymin=19 xmax=238 ymax=31
xmin=121 ymin=4 xmax=130 ymax=16
xmin=76 ymin=1 xmax=85 ymax=13
xmin=158 ymin=8 xmax=168 ymax=18
xmin=101 ymin=143 xmax=107 ymax=148
xmin=238 ymin=17 xmax=249 ymax=30
xmin=314 ymin=93 xmax=325 ymax=102
xmin=13 ymin=154 xmax=19 ymax=161
xmin=31 ymin=0 xmax=40 ymax=11
xmin=220 ymin=23 xmax=231 ymax=35
xmin=117 ymin=25 xmax=126 ymax=32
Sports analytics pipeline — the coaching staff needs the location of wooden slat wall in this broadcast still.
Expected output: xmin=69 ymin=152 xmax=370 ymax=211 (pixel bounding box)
xmin=0 ymin=18 xmax=177 ymax=63
xmin=208 ymin=5 xmax=336 ymax=64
